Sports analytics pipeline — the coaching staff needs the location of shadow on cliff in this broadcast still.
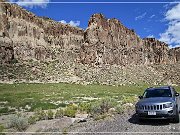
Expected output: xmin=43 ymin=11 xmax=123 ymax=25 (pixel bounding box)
xmin=128 ymin=113 xmax=170 ymax=126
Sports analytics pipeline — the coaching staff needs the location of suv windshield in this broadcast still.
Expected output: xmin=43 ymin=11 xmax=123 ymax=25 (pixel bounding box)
xmin=143 ymin=89 xmax=172 ymax=98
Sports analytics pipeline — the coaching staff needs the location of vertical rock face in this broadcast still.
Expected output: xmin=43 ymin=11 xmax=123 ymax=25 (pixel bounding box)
xmin=79 ymin=13 xmax=176 ymax=66
xmin=0 ymin=1 xmax=180 ymax=85
xmin=0 ymin=1 xmax=179 ymax=66
xmin=143 ymin=38 xmax=170 ymax=64
xmin=80 ymin=13 xmax=144 ymax=66
xmin=0 ymin=0 xmax=84 ymax=64
xmin=169 ymin=47 xmax=180 ymax=63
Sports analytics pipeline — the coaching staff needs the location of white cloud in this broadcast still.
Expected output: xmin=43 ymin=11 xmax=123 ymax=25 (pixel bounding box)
xmin=69 ymin=21 xmax=80 ymax=27
xmin=59 ymin=20 xmax=67 ymax=24
xmin=10 ymin=0 xmax=50 ymax=8
xmin=59 ymin=20 xmax=80 ymax=27
xmin=159 ymin=3 xmax=180 ymax=48
xmin=144 ymin=27 xmax=151 ymax=33
xmin=147 ymin=35 xmax=154 ymax=38
xmin=150 ymin=15 xmax=155 ymax=18
xmin=169 ymin=44 xmax=180 ymax=49
xmin=165 ymin=3 xmax=180 ymax=20
xmin=135 ymin=12 xmax=147 ymax=21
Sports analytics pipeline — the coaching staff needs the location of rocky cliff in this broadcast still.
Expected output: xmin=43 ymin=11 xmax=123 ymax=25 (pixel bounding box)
xmin=80 ymin=13 xmax=179 ymax=66
xmin=0 ymin=0 xmax=84 ymax=64
xmin=0 ymin=1 xmax=179 ymax=66
xmin=0 ymin=1 xmax=180 ymax=85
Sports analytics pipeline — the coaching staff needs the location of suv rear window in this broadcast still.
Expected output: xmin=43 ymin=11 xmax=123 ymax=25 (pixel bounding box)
xmin=143 ymin=89 xmax=172 ymax=98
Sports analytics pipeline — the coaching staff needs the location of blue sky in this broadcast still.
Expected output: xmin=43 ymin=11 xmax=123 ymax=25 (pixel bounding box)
xmin=8 ymin=0 xmax=180 ymax=48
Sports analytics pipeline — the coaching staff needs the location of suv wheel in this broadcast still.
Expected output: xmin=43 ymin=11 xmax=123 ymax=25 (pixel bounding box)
xmin=138 ymin=117 xmax=145 ymax=123
xmin=173 ymin=106 xmax=180 ymax=123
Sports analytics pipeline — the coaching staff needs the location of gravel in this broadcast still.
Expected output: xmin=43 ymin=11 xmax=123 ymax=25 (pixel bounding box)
xmin=68 ymin=110 xmax=180 ymax=135
xmin=2 ymin=110 xmax=180 ymax=134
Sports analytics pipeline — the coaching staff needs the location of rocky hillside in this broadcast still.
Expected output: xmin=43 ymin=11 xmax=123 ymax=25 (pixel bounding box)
xmin=0 ymin=0 xmax=84 ymax=64
xmin=0 ymin=0 xmax=180 ymax=85
xmin=80 ymin=14 xmax=179 ymax=66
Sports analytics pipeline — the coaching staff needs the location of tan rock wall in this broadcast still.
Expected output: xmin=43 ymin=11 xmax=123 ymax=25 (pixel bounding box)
xmin=0 ymin=1 xmax=179 ymax=66
xmin=80 ymin=14 xmax=173 ymax=66
xmin=0 ymin=0 xmax=84 ymax=64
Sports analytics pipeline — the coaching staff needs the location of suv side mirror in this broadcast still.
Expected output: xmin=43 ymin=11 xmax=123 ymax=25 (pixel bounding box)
xmin=175 ymin=93 xmax=179 ymax=97
xmin=138 ymin=96 xmax=143 ymax=99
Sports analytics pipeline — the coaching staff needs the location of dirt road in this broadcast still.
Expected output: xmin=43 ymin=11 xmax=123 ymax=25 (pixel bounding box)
xmin=2 ymin=110 xmax=180 ymax=134
xmin=69 ymin=111 xmax=180 ymax=135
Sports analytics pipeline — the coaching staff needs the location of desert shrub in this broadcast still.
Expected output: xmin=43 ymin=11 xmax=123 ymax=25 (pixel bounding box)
xmin=28 ymin=116 xmax=37 ymax=125
xmin=34 ymin=108 xmax=47 ymax=120
xmin=0 ymin=124 xmax=5 ymax=135
xmin=64 ymin=109 xmax=76 ymax=118
xmin=90 ymin=98 xmax=116 ymax=115
xmin=115 ymin=104 xmax=125 ymax=114
xmin=55 ymin=109 xmax=64 ymax=118
xmin=78 ymin=103 xmax=91 ymax=113
xmin=62 ymin=127 xmax=68 ymax=134
xmin=10 ymin=58 xmax=18 ymax=64
xmin=121 ymin=96 xmax=137 ymax=104
xmin=99 ymin=98 xmax=116 ymax=113
xmin=0 ymin=124 xmax=4 ymax=132
xmin=94 ymin=114 xmax=108 ymax=121
xmin=0 ymin=107 xmax=9 ymax=114
xmin=8 ymin=113 xmax=29 ymax=131
xmin=70 ymin=104 xmax=78 ymax=110
xmin=47 ymin=110 xmax=54 ymax=119
xmin=38 ymin=110 xmax=47 ymax=120
xmin=90 ymin=102 xmax=102 ymax=115
xmin=64 ymin=105 xmax=77 ymax=118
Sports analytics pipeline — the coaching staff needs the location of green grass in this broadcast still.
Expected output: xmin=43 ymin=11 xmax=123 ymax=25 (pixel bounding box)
xmin=0 ymin=107 xmax=9 ymax=114
xmin=0 ymin=83 xmax=179 ymax=114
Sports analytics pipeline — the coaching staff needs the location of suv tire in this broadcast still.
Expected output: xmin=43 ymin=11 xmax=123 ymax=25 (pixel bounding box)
xmin=138 ymin=117 xmax=145 ymax=123
xmin=173 ymin=106 xmax=180 ymax=123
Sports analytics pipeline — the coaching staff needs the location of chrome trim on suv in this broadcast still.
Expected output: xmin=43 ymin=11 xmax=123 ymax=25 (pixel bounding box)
xmin=137 ymin=104 xmax=166 ymax=110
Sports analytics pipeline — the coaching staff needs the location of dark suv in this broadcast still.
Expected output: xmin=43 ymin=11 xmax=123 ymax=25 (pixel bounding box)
xmin=135 ymin=86 xmax=180 ymax=123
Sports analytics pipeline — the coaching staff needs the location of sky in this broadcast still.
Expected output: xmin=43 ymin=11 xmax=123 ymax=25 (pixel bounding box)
xmin=8 ymin=0 xmax=180 ymax=48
